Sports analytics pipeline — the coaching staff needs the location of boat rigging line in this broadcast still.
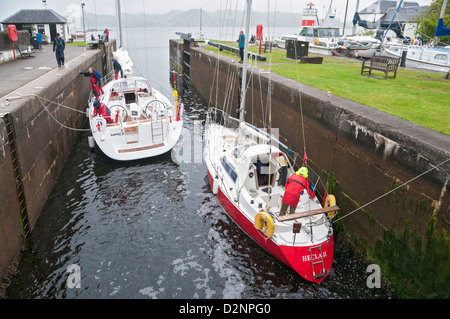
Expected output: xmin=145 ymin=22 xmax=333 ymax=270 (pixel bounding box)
xmin=334 ymin=157 xmax=450 ymax=223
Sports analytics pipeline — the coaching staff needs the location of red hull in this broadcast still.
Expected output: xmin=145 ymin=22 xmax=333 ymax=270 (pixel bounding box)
xmin=207 ymin=171 xmax=333 ymax=283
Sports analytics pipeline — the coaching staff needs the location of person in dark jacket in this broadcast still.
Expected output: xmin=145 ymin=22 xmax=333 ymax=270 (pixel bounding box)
xmin=93 ymin=100 xmax=114 ymax=123
xmin=53 ymin=33 xmax=65 ymax=67
xmin=279 ymin=167 xmax=316 ymax=216
xmin=82 ymin=67 xmax=102 ymax=98
xmin=91 ymin=68 xmax=104 ymax=94
xmin=113 ymin=58 xmax=123 ymax=80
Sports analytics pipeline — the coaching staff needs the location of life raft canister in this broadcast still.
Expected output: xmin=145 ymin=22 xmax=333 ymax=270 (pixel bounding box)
xmin=324 ymin=194 xmax=337 ymax=219
xmin=255 ymin=211 xmax=274 ymax=238
xmin=8 ymin=25 xmax=18 ymax=42
xmin=313 ymin=37 xmax=319 ymax=45
xmin=256 ymin=24 xmax=263 ymax=41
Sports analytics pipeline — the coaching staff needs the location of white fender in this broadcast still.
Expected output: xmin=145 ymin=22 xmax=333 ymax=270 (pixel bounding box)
xmin=88 ymin=135 xmax=95 ymax=148
xmin=213 ymin=175 xmax=219 ymax=194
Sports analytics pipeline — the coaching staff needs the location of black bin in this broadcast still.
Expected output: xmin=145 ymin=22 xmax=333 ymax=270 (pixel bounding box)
xmin=286 ymin=40 xmax=309 ymax=59
xmin=30 ymin=36 xmax=39 ymax=49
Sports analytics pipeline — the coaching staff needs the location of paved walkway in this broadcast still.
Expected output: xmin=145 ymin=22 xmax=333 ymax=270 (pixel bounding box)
xmin=0 ymin=44 xmax=95 ymax=98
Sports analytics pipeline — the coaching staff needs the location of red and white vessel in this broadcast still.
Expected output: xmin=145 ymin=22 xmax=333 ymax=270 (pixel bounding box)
xmin=204 ymin=0 xmax=338 ymax=283
xmin=302 ymin=2 xmax=320 ymax=26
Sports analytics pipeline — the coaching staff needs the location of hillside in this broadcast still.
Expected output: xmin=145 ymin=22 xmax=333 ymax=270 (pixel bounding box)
xmin=82 ymin=9 xmax=301 ymax=29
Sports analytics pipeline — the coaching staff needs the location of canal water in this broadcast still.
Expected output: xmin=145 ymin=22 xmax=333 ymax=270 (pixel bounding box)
xmin=5 ymin=27 xmax=394 ymax=299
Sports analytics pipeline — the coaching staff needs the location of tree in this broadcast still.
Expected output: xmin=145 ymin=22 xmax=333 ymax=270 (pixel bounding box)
xmin=416 ymin=0 xmax=450 ymax=44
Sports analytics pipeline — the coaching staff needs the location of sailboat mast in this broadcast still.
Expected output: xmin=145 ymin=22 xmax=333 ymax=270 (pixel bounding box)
xmin=239 ymin=0 xmax=252 ymax=124
xmin=115 ymin=0 xmax=123 ymax=48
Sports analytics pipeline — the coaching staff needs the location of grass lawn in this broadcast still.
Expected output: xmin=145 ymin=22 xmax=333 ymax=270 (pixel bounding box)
xmin=204 ymin=42 xmax=450 ymax=135
xmin=65 ymin=41 xmax=88 ymax=47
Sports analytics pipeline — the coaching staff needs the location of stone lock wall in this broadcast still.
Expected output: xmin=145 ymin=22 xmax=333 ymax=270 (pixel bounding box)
xmin=0 ymin=40 xmax=117 ymax=290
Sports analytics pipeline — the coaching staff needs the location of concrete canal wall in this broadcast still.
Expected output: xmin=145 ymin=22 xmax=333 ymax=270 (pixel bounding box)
xmin=170 ymin=39 xmax=450 ymax=297
xmin=0 ymin=40 xmax=116 ymax=290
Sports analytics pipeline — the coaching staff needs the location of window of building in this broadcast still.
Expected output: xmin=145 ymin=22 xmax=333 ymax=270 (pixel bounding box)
xmin=37 ymin=25 xmax=45 ymax=34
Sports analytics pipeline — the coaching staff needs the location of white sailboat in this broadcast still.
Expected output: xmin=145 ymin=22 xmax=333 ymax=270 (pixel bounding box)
xmin=87 ymin=2 xmax=183 ymax=161
xmin=204 ymin=0 xmax=339 ymax=283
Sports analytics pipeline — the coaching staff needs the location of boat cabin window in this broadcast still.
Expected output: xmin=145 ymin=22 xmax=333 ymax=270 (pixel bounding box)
xmin=111 ymin=79 xmax=151 ymax=94
xmin=135 ymin=80 xmax=151 ymax=95
xmin=299 ymin=29 xmax=308 ymax=36
xmin=434 ymin=53 xmax=448 ymax=61
xmin=221 ymin=157 xmax=238 ymax=183
xmin=317 ymin=28 xmax=339 ymax=37
xmin=232 ymin=144 xmax=254 ymax=158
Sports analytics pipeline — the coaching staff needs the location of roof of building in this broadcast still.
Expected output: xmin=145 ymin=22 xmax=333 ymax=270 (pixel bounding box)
xmin=1 ymin=9 xmax=67 ymax=24
xmin=383 ymin=5 xmax=428 ymax=22
xmin=360 ymin=1 xmax=420 ymax=14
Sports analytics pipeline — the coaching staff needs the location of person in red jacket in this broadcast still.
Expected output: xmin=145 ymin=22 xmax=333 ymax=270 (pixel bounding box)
xmin=93 ymin=100 xmax=114 ymax=123
xmin=279 ymin=167 xmax=315 ymax=216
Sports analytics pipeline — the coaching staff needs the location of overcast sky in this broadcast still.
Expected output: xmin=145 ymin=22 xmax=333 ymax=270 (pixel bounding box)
xmin=1 ymin=0 xmax=433 ymax=23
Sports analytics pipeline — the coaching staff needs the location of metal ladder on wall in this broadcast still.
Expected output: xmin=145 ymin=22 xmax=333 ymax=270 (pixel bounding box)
xmin=309 ymin=245 xmax=326 ymax=279
xmin=1 ymin=112 xmax=31 ymax=238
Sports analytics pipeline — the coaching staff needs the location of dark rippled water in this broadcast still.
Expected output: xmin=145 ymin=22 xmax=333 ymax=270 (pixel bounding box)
xmin=5 ymin=27 xmax=394 ymax=299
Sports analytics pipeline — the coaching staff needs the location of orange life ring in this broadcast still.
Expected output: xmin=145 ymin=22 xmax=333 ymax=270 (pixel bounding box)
xmin=313 ymin=38 xmax=319 ymax=45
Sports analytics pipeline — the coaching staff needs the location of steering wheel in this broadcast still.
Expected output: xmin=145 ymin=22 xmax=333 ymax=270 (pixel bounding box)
xmin=145 ymin=99 xmax=166 ymax=119
xmin=108 ymin=104 xmax=128 ymax=123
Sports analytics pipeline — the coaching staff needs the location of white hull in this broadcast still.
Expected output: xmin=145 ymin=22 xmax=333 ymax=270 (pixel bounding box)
xmin=89 ymin=76 xmax=183 ymax=161
xmin=275 ymin=27 xmax=340 ymax=57
xmin=276 ymin=38 xmax=336 ymax=56
xmin=381 ymin=46 xmax=450 ymax=73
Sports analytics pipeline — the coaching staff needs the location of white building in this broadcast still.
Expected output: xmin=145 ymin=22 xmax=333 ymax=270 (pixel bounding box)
xmin=1 ymin=9 xmax=70 ymax=43
xmin=355 ymin=1 xmax=428 ymax=39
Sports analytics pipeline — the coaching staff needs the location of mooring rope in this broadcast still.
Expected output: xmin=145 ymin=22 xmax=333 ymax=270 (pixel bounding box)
xmin=334 ymin=157 xmax=450 ymax=223
xmin=5 ymin=93 xmax=91 ymax=132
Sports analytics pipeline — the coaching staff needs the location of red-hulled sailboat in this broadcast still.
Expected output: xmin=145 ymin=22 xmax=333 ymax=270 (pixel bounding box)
xmin=203 ymin=0 xmax=339 ymax=283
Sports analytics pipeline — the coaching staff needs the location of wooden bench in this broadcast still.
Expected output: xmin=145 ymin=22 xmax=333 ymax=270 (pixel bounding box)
xmin=361 ymin=54 xmax=400 ymax=79
xmin=17 ymin=45 xmax=34 ymax=58
xmin=301 ymin=56 xmax=323 ymax=64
